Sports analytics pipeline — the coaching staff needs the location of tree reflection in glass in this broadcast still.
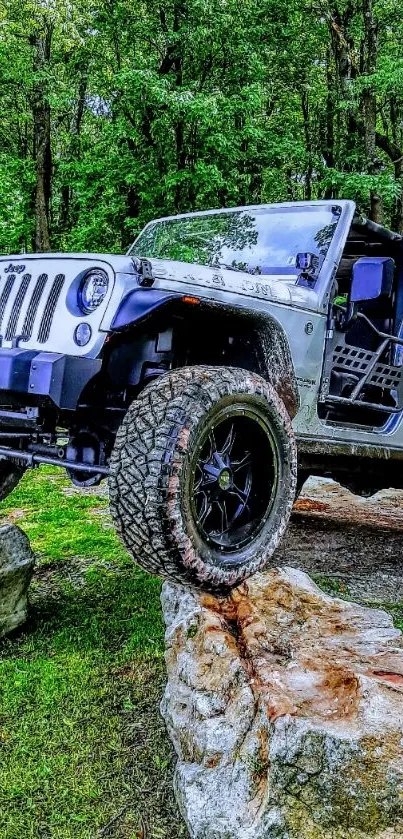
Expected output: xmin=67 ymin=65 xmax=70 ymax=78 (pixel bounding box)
xmin=130 ymin=205 xmax=341 ymax=280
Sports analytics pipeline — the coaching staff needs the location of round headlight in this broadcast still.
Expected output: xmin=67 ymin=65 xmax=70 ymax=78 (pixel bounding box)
xmin=79 ymin=269 xmax=109 ymax=314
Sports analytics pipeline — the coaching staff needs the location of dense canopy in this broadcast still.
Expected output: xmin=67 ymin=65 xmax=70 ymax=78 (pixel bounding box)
xmin=0 ymin=0 xmax=402 ymax=255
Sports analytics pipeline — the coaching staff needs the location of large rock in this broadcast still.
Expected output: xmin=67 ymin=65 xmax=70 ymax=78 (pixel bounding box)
xmin=0 ymin=524 xmax=35 ymax=637
xmin=161 ymin=568 xmax=403 ymax=838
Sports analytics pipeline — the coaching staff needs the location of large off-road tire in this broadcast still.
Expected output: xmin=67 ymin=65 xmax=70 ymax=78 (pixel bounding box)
xmin=0 ymin=460 xmax=25 ymax=501
xmin=109 ymin=366 xmax=297 ymax=592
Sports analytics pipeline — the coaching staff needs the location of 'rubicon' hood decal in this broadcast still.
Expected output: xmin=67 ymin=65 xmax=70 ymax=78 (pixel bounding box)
xmin=146 ymin=258 xmax=318 ymax=310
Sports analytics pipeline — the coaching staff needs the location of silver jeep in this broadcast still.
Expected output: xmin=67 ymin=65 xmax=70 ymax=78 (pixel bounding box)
xmin=0 ymin=199 xmax=401 ymax=590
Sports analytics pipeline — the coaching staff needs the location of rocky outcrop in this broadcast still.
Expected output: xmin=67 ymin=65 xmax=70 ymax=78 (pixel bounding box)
xmin=161 ymin=568 xmax=403 ymax=839
xmin=0 ymin=524 xmax=35 ymax=637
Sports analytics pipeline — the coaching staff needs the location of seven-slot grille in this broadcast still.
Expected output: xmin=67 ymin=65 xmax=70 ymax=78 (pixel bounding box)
xmin=0 ymin=271 xmax=65 ymax=344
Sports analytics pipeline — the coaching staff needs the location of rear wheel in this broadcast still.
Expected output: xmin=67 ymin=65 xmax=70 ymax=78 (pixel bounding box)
xmin=295 ymin=472 xmax=309 ymax=498
xmin=0 ymin=460 xmax=25 ymax=501
xmin=109 ymin=366 xmax=297 ymax=592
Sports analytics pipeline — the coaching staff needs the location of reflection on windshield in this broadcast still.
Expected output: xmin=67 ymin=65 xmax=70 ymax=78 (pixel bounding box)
xmin=130 ymin=205 xmax=341 ymax=277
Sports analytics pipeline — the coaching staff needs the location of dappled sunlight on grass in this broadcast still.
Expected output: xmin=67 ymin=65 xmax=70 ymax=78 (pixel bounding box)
xmin=0 ymin=467 xmax=127 ymax=564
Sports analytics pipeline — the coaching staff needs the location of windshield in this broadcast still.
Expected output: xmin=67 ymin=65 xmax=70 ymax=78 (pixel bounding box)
xmin=130 ymin=205 xmax=341 ymax=277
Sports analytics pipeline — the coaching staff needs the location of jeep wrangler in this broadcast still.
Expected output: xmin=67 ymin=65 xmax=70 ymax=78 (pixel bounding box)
xmin=0 ymin=200 xmax=402 ymax=590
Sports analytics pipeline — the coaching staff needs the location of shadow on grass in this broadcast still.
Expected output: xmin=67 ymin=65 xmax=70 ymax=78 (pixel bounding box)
xmin=2 ymin=561 xmax=165 ymax=661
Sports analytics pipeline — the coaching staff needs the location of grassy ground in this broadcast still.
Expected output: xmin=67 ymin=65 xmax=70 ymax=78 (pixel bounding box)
xmin=1 ymin=471 xmax=402 ymax=839
xmin=0 ymin=468 xmax=186 ymax=839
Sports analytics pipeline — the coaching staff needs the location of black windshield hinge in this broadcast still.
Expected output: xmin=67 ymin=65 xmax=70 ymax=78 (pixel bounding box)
xmin=131 ymin=257 xmax=155 ymax=287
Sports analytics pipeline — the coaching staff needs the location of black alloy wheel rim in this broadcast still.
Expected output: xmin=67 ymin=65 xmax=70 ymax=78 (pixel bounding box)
xmin=190 ymin=407 xmax=279 ymax=555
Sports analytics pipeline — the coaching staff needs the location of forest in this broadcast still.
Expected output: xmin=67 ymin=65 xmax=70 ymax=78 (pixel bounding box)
xmin=0 ymin=0 xmax=402 ymax=256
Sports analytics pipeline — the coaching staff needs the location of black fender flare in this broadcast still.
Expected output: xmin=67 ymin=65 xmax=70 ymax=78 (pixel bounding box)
xmin=110 ymin=289 xmax=299 ymax=418
xmin=110 ymin=288 xmax=181 ymax=330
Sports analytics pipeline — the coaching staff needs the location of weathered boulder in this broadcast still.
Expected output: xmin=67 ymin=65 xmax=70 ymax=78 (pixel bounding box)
xmin=161 ymin=568 xmax=403 ymax=839
xmin=0 ymin=524 xmax=35 ymax=637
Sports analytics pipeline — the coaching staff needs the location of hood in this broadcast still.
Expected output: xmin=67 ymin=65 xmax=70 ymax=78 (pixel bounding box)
xmin=145 ymin=258 xmax=319 ymax=311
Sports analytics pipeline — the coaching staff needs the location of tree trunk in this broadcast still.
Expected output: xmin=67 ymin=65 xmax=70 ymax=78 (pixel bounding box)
xmin=375 ymin=130 xmax=403 ymax=231
xmin=301 ymin=89 xmax=313 ymax=200
xmin=173 ymin=1 xmax=187 ymax=209
xmin=59 ymin=70 xmax=87 ymax=234
xmin=361 ymin=0 xmax=382 ymax=223
xmin=329 ymin=5 xmax=357 ymax=138
xmin=370 ymin=190 xmax=383 ymax=224
xmin=325 ymin=48 xmax=335 ymax=170
xmin=390 ymin=97 xmax=403 ymax=232
xmin=392 ymin=156 xmax=403 ymax=233
xmin=31 ymin=27 xmax=52 ymax=252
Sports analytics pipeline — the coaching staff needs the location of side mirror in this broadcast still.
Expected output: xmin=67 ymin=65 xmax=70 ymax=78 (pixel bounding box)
xmin=295 ymin=251 xmax=319 ymax=275
xmin=340 ymin=256 xmax=395 ymax=332
xmin=296 ymin=252 xmax=319 ymax=273
xmin=296 ymin=252 xmax=320 ymax=287
xmin=350 ymin=257 xmax=394 ymax=304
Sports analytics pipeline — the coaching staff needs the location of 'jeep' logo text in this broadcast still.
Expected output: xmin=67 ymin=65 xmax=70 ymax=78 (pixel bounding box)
xmin=4 ymin=263 xmax=25 ymax=274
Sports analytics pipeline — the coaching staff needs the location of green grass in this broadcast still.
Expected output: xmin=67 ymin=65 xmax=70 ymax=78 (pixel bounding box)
xmin=1 ymin=470 xmax=402 ymax=839
xmin=312 ymin=574 xmax=351 ymax=599
xmin=0 ymin=468 xmax=186 ymax=839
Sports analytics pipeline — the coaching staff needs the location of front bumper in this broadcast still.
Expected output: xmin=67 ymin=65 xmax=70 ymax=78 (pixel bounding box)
xmin=0 ymin=349 xmax=101 ymax=410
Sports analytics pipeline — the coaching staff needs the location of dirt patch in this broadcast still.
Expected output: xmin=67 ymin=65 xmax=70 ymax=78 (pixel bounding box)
xmin=279 ymin=478 xmax=403 ymax=603
xmin=294 ymin=498 xmax=330 ymax=513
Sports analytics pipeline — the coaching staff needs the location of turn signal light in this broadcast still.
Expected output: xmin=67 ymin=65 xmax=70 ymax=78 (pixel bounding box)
xmin=182 ymin=295 xmax=200 ymax=305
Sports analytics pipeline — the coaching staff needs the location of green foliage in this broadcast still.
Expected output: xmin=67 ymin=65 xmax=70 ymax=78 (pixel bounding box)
xmin=1 ymin=0 xmax=403 ymax=253
xmin=0 ymin=469 xmax=185 ymax=838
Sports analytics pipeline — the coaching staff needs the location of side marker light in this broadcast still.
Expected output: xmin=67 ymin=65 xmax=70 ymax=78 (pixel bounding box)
xmin=182 ymin=296 xmax=200 ymax=305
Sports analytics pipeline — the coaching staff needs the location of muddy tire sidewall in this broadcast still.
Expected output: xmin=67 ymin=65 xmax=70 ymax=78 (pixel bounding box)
xmin=0 ymin=461 xmax=25 ymax=501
